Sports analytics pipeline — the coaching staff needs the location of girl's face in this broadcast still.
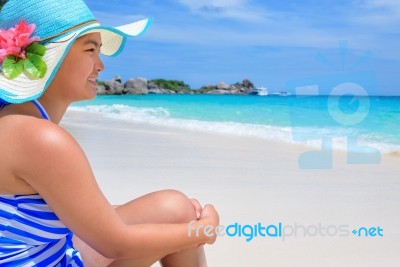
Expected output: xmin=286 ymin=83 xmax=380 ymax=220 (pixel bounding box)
xmin=47 ymin=33 xmax=104 ymax=102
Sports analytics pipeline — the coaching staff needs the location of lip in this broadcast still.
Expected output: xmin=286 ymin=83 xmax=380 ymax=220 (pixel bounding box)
xmin=87 ymin=77 xmax=98 ymax=89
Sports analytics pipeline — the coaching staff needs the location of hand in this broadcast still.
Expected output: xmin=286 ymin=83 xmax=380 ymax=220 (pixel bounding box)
xmin=198 ymin=204 xmax=219 ymax=245
xmin=190 ymin=198 xmax=202 ymax=219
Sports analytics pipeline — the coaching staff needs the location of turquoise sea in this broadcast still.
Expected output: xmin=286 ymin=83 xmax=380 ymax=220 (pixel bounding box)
xmin=71 ymin=95 xmax=400 ymax=154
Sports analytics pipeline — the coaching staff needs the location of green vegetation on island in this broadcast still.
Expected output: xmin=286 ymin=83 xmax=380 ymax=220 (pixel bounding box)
xmin=149 ymin=79 xmax=191 ymax=93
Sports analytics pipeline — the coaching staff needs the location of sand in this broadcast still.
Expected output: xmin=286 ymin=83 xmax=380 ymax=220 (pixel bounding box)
xmin=61 ymin=109 xmax=400 ymax=267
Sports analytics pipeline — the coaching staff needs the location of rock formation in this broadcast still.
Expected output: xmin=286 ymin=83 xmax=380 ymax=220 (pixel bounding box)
xmin=97 ymin=77 xmax=256 ymax=95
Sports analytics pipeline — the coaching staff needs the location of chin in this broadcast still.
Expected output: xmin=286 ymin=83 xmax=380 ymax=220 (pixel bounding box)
xmin=83 ymin=87 xmax=98 ymax=100
xmin=84 ymin=93 xmax=97 ymax=101
xmin=73 ymin=92 xmax=97 ymax=103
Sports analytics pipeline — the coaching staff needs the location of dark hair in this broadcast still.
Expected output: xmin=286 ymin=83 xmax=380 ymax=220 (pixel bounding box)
xmin=0 ymin=0 xmax=8 ymax=10
xmin=0 ymin=99 xmax=9 ymax=111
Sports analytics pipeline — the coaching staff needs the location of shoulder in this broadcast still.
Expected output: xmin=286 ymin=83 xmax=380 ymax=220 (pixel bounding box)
xmin=2 ymin=115 xmax=77 ymax=150
xmin=1 ymin=115 xmax=85 ymax=177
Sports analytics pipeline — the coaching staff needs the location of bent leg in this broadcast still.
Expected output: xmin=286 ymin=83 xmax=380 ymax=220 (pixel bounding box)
xmin=73 ymin=190 xmax=207 ymax=267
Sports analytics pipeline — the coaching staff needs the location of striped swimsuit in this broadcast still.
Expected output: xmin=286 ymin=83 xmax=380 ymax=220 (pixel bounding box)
xmin=0 ymin=100 xmax=84 ymax=266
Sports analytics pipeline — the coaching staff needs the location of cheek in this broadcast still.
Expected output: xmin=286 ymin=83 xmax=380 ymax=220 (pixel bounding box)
xmin=60 ymin=63 xmax=93 ymax=94
xmin=68 ymin=57 xmax=91 ymax=74
xmin=54 ymin=60 xmax=91 ymax=95
xmin=60 ymin=50 xmax=93 ymax=79
xmin=69 ymin=63 xmax=90 ymax=81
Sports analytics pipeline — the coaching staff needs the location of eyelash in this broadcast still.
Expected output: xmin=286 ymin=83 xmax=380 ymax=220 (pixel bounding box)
xmin=86 ymin=48 xmax=101 ymax=54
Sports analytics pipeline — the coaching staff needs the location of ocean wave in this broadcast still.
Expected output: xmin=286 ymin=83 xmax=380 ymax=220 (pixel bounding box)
xmin=68 ymin=105 xmax=399 ymax=154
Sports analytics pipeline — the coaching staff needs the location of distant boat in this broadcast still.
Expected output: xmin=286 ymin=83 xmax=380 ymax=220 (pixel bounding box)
xmin=249 ymin=86 xmax=268 ymax=96
xmin=271 ymin=91 xmax=291 ymax=96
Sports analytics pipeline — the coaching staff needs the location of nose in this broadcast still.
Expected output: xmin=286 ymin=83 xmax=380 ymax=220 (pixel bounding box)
xmin=95 ymin=54 xmax=105 ymax=72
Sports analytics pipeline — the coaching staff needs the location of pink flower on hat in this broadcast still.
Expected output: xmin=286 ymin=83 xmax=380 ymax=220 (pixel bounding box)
xmin=0 ymin=19 xmax=46 ymax=80
xmin=0 ymin=19 xmax=39 ymax=63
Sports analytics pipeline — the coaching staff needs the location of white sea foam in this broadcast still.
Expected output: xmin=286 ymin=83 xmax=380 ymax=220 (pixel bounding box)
xmin=68 ymin=105 xmax=399 ymax=154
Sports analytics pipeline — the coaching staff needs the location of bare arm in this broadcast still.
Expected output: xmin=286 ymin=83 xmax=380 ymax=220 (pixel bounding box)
xmin=11 ymin=118 xmax=218 ymax=259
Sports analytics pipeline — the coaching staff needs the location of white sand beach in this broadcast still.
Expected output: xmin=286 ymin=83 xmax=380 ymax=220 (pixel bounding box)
xmin=61 ymin=110 xmax=400 ymax=267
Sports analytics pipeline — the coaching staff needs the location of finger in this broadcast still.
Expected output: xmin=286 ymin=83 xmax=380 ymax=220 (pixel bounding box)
xmin=190 ymin=198 xmax=202 ymax=219
xmin=203 ymin=204 xmax=215 ymax=211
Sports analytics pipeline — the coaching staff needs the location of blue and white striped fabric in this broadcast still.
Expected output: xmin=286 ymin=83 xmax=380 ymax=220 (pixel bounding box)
xmin=0 ymin=194 xmax=84 ymax=266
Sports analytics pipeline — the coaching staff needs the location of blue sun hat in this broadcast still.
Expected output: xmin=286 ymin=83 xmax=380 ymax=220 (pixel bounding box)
xmin=0 ymin=0 xmax=151 ymax=104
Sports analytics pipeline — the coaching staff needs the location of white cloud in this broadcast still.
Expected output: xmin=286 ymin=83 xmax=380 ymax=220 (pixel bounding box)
xmin=91 ymin=1 xmax=399 ymax=61
xmin=93 ymin=11 xmax=148 ymax=26
xmin=363 ymin=0 xmax=400 ymax=10
xmin=142 ymin=20 xmax=337 ymax=50
xmin=176 ymin=0 xmax=269 ymax=22
xmin=350 ymin=0 xmax=400 ymax=26
xmin=178 ymin=0 xmax=247 ymax=11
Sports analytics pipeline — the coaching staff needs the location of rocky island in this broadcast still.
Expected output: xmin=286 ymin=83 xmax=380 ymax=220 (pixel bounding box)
xmin=97 ymin=76 xmax=257 ymax=95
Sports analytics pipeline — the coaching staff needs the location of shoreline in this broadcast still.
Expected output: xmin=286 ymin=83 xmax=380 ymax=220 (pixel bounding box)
xmin=61 ymin=109 xmax=400 ymax=267
xmin=66 ymin=107 xmax=400 ymax=156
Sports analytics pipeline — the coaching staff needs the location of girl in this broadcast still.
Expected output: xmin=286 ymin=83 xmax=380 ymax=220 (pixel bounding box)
xmin=0 ymin=0 xmax=219 ymax=266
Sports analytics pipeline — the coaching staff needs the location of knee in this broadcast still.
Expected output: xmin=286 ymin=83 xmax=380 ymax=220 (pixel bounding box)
xmin=156 ymin=189 xmax=197 ymax=223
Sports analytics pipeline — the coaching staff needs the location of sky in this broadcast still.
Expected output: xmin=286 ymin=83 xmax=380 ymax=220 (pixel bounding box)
xmin=85 ymin=0 xmax=400 ymax=96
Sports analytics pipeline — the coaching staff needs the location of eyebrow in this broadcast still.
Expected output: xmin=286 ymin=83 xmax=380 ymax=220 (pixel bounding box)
xmin=83 ymin=39 xmax=102 ymax=48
